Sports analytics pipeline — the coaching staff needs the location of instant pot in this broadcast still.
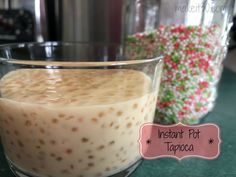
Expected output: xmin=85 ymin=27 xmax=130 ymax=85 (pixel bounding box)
xmin=0 ymin=0 xmax=123 ymax=44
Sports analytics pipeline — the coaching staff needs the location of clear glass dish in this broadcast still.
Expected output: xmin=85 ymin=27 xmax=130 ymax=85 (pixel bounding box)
xmin=0 ymin=42 xmax=163 ymax=177
xmin=123 ymin=0 xmax=235 ymax=124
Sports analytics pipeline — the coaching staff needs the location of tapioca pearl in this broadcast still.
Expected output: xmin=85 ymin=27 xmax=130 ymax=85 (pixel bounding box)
xmin=133 ymin=103 xmax=138 ymax=109
xmin=78 ymin=159 xmax=83 ymax=163
xmin=126 ymin=122 xmax=132 ymax=128
xmin=25 ymin=120 xmax=32 ymax=127
xmin=14 ymin=130 xmax=19 ymax=136
xmin=36 ymin=145 xmax=41 ymax=149
xmin=69 ymin=164 xmax=74 ymax=170
xmin=116 ymin=111 xmax=123 ymax=117
xmin=98 ymin=112 xmax=105 ymax=118
xmin=69 ymin=97 xmax=78 ymax=103
xmin=50 ymin=153 xmax=55 ymax=157
xmin=105 ymin=167 xmax=111 ymax=171
xmin=3 ymin=119 xmax=9 ymax=124
xmin=108 ymin=141 xmax=115 ymax=146
xmin=39 ymin=139 xmax=45 ymax=145
xmin=87 ymin=162 xmax=94 ymax=168
xmin=78 ymin=117 xmax=84 ymax=123
xmin=109 ymin=122 xmax=114 ymax=127
xmin=65 ymin=148 xmax=73 ymax=155
xmin=97 ymin=145 xmax=105 ymax=150
xmin=125 ymin=93 xmax=134 ymax=97
xmin=39 ymin=128 xmax=45 ymax=134
xmin=22 ymin=113 xmax=28 ymax=118
xmin=51 ymin=118 xmax=59 ymax=124
xmin=49 ymin=140 xmax=56 ymax=145
xmin=71 ymin=127 xmax=78 ymax=132
xmin=81 ymin=137 xmax=89 ymax=143
xmin=115 ymin=153 xmax=120 ymax=158
xmin=88 ymin=155 xmax=94 ymax=159
xmin=115 ymin=125 xmax=120 ymax=130
xmin=56 ymin=157 xmax=63 ymax=161
xmin=58 ymin=113 xmax=65 ymax=118
xmin=7 ymin=115 xmax=14 ymax=122
xmin=91 ymin=118 xmax=98 ymax=123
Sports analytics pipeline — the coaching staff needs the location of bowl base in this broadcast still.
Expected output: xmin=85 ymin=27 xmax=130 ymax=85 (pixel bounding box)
xmin=7 ymin=157 xmax=142 ymax=177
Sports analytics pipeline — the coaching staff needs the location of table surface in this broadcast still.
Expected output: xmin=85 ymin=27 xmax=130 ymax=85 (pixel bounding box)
xmin=0 ymin=68 xmax=236 ymax=177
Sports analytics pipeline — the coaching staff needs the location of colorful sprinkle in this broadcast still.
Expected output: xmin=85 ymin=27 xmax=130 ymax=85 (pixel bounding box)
xmin=126 ymin=25 xmax=223 ymax=124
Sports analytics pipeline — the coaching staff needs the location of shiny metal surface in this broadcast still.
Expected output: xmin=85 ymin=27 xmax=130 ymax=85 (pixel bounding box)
xmin=0 ymin=0 xmax=48 ymax=42
xmin=54 ymin=0 xmax=123 ymax=43
xmin=0 ymin=0 xmax=123 ymax=43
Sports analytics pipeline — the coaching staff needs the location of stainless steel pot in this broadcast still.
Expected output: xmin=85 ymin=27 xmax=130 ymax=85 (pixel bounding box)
xmin=52 ymin=0 xmax=123 ymax=43
xmin=0 ymin=0 xmax=48 ymax=43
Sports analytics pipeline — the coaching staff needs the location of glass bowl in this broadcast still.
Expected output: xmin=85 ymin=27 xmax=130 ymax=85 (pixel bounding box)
xmin=0 ymin=42 xmax=163 ymax=177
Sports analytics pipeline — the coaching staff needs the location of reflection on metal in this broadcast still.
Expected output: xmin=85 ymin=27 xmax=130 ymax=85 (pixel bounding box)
xmin=55 ymin=0 xmax=123 ymax=43
xmin=0 ymin=0 xmax=48 ymax=42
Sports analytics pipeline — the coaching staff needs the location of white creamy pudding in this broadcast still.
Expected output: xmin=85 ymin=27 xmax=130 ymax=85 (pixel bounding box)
xmin=0 ymin=69 xmax=158 ymax=177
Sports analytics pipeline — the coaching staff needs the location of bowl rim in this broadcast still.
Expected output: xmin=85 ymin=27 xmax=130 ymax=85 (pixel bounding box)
xmin=0 ymin=41 xmax=163 ymax=67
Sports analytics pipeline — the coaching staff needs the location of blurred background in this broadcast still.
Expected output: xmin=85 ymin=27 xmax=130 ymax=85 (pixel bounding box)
xmin=0 ymin=0 xmax=123 ymax=44
xmin=225 ymin=1 xmax=236 ymax=72
xmin=0 ymin=0 xmax=235 ymax=71
xmin=0 ymin=0 xmax=235 ymax=44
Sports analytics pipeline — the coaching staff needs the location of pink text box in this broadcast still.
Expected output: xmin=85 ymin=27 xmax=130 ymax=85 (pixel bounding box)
xmin=139 ymin=123 xmax=221 ymax=160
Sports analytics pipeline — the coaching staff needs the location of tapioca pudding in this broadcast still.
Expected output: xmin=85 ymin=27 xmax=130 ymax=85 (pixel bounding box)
xmin=0 ymin=69 xmax=159 ymax=177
